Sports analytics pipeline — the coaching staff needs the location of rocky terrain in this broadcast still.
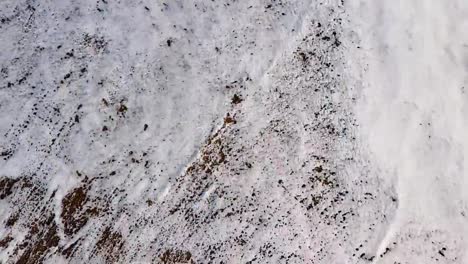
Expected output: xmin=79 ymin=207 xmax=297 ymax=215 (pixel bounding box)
xmin=1 ymin=0 xmax=468 ymax=263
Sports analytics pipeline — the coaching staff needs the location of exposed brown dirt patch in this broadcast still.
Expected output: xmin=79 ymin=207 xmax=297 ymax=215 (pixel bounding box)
xmin=5 ymin=212 xmax=19 ymax=227
xmin=0 ymin=235 xmax=13 ymax=248
xmin=17 ymin=214 xmax=60 ymax=264
xmin=160 ymin=249 xmax=195 ymax=264
xmin=61 ymin=186 xmax=100 ymax=236
xmin=94 ymin=226 xmax=125 ymax=263
xmin=0 ymin=177 xmax=19 ymax=199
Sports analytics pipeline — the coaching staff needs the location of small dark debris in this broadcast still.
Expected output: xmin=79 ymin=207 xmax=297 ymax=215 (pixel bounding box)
xmin=439 ymin=248 xmax=446 ymax=257
xmin=224 ymin=115 xmax=236 ymax=125
xmin=313 ymin=166 xmax=323 ymax=173
xmin=117 ymin=104 xmax=128 ymax=113
xmin=231 ymin=94 xmax=243 ymax=104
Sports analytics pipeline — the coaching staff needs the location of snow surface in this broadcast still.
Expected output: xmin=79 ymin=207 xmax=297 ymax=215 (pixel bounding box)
xmin=0 ymin=0 xmax=466 ymax=263
xmin=349 ymin=1 xmax=468 ymax=262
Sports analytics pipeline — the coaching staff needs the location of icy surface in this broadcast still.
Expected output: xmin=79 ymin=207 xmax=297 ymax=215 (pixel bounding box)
xmin=0 ymin=0 xmax=466 ymax=263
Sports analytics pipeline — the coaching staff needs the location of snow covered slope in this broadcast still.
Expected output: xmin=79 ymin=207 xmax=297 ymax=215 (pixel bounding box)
xmin=348 ymin=1 xmax=468 ymax=263
xmin=0 ymin=0 xmax=466 ymax=263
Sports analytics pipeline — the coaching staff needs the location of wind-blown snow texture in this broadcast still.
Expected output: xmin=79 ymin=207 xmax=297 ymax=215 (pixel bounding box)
xmin=0 ymin=0 xmax=465 ymax=263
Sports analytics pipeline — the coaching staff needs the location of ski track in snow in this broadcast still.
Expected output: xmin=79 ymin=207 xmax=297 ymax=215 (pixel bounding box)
xmin=0 ymin=0 xmax=466 ymax=263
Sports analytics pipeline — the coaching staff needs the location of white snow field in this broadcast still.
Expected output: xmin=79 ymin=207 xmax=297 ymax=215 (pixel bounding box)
xmin=0 ymin=0 xmax=466 ymax=263
xmin=349 ymin=1 xmax=468 ymax=262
